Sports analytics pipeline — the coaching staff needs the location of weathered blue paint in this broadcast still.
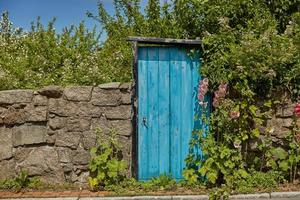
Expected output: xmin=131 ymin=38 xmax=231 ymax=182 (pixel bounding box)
xmin=137 ymin=46 xmax=205 ymax=180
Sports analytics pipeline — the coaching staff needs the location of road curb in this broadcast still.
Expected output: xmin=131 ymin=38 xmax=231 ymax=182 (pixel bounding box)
xmin=271 ymin=192 xmax=300 ymax=199
xmin=2 ymin=192 xmax=300 ymax=200
xmin=229 ymin=193 xmax=270 ymax=199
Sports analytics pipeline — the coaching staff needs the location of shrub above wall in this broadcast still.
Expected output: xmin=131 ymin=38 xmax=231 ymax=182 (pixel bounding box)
xmin=0 ymin=82 xmax=132 ymax=185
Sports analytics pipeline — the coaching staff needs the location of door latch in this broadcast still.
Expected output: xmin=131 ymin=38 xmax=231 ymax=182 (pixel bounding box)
xmin=142 ymin=117 xmax=148 ymax=128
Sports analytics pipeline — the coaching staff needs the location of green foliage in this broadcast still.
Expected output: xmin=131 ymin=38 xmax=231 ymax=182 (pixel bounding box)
xmin=103 ymin=175 xmax=178 ymax=193
xmin=235 ymin=170 xmax=284 ymax=193
xmin=88 ymin=128 xmax=127 ymax=190
xmin=0 ymin=11 xmax=129 ymax=90
xmin=182 ymin=0 xmax=300 ymax=189
xmin=0 ymin=171 xmax=38 ymax=190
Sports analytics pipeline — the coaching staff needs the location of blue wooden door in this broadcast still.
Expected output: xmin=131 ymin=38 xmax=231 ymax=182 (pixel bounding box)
xmin=138 ymin=46 xmax=202 ymax=181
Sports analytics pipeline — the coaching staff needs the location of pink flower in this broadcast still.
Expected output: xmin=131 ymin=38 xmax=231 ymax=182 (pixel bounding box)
xmin=198 ymin=78 xmax=209 ymax=105
xmin=213 ymin=83 xmax=228 ymax=107
xmin=229 ymin=111 xmax=240 ymax=119
xmin=294 ymin=103 xmax=300 ymax=117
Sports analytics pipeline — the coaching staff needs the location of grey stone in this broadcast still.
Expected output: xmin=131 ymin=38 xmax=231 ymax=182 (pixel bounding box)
xmin=46 ymin=134 xmax=56 ymax=144
xmin=229 ymin=193 xmax=270 ymax=199
xmin=271 ymin=191 xmax=300 ymax=198
xmin=0 ymin=159 xmax=15 ymax=180
xmin=92 ymin=87 xmax=122 ymax=106
xmin=66 ymin=117 xmax=91 ymax=132
xmin=0 ymin=107 xmax=27 ymax=125
xmin=49 ymin=99 xmax=102 ymax=117
xmin=55 ymin=131 xmax=81 ymax=149
xmin=48 ymin=116 xmax=67 ymax=130
xmin=282 ymin=118 xmax=293 ymax=128
xmin=33 ymin=94 xmax=48 ymax=106
xmin=99 ymin=82 xmax=121 ymax=89
xmin=110 ymin=120 xmax=132 ymax=136
xmin=13 ymin=124 xmax=47 ymax=146
xmin=91 ymin=117 xmax=110 ymax=135
xmin=276 ymin=103 xmax=295 ymax=118
xmin=14 ymin=146 xmax=65 ymax=183
xmin=119 ymin=82 xmax=132 ymax=90
xmin=72 ymin=148 xmax=90 ymax=165
xmin=104 ymin=105 xmax=131 ymax=120
xmin=0 ymin=128 xmax=13 ymax=160
xmin=57 ymin=147 xmax=73 ymax=163
xmin=64 ymin=86 xmax=93 ymax=102
xmin=266 ymin=118 xmax=291 ymax=139
xmin=82 ymin=131 xmax=97 ymax=150
xmin=61 ymin=162 xmax=73 ymax=173
xmin=38 ymin=85 xmax=63 ymax=98
xmin=71 ymin=170 xmax=89 ymax=185
xmin=121 ymin=92 xmax=131 ymax=105
xmin=0 ymin=90 xmax=33 ymax=104
xmin=26 ymin=105 xmax=48 ymax=122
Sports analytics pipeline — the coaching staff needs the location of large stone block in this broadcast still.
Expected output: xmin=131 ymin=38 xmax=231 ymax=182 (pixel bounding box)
xmin=81 ymin=131 xmax=97 ymax=150
xmin=276 ymin=103 xmax=296 ymax=118
xmin=98 ymin=82 xmax=120 ymax=89
xmin=49 ymin=99 xmax=103 ymax=117
xmin=33 ymin=94 xmax=48 ymax=106
xmin=13 ymin=124 xmax=47 ymax=146
xmin=14 ymin=146 xmax=65 ymax=183
xmin=121 ymin=92 xmax=131 ymax=105
xmin=66 ymin=117 xmax=91 ymax=132
xmin=63 ymin=86 xmax=92 ymax=102
xmin=110 ymin=120 xmax=132 ymax=136
xmin=92 ymin=87 xmax=122 ymax=106
xmin=0 ymin=159 xmax=15 ymax=180
xmin=48 ymin=116 xmax=67 ymax=130
xmin=0 ymin=128 xmax=13 ymax=160
xmin=55 ymin=131 xmax=81 ymax=149
xmin=38 ymin=85 xmax=63 ymax=98
xmin=0 ymin=107 xmax=27 ymax=125
xmin=91 ymin=117 xmax=109 ymax=136
xmin=26 ymin=105 xmax=48 ymax=122
xmin=91 ymin=118 xmax=132 ymax=136
xmin=119 ymin=82 xmax=132 ymax=91
xmin=57 ymin=147 xmax=73 ymax=163
xmin=0 ymin=90 xmax=33 ymax=104
xmin=72 ymin=148 xmax=90 ymax=165
xmin=104 ymin=105 xmax=131 ymax=119
xmin=266 ymin=118 xmax=290 ymax=139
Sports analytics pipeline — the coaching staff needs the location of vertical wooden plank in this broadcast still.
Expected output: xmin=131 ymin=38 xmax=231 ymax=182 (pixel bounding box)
xmin=191 ymin=51 xmax=202 ymax=157
xmin=170 ymin=47 xmax=182 ymax=179
xmin=158 ymin=47 xmax=170 ymax=175
xmin=137 ymin=47 xmax=149 ymax=180
xmin=147 ymin=47 xmax=159 ymax=178
xmin=180 ymin=49 xmax=193 ymax=177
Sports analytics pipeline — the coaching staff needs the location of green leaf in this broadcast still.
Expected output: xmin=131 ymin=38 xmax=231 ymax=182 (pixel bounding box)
xmin=279 ymin=161 xmax=289 ymax=171
xmin=251 ymin=128 xmax=260 ymax=137
xmin=271 ymin=147 xmax=288 ymax=160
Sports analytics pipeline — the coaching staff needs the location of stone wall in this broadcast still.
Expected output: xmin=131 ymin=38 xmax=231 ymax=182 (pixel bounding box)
xmin=0 ymin=82 xmax=297 ymax=185
xmin=0 ymin=83 xmax=132 ymax=185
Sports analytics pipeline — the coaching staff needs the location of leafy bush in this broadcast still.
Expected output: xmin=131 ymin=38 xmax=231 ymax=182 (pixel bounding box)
xmin=0 ymin=171 xmax=40 ymax=190
xmin=88 ymin=129 xmax=127 ymax=190
xmin=0 ymin=11 xmax=130 ymax=90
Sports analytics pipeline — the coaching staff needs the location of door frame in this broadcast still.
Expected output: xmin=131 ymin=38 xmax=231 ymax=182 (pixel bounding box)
xmin=128 ymin=37 xmax=202 ymax=180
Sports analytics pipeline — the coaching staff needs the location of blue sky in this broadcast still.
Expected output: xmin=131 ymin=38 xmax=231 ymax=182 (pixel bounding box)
xmin=0 ymin=0 xmax=149 ymax=33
